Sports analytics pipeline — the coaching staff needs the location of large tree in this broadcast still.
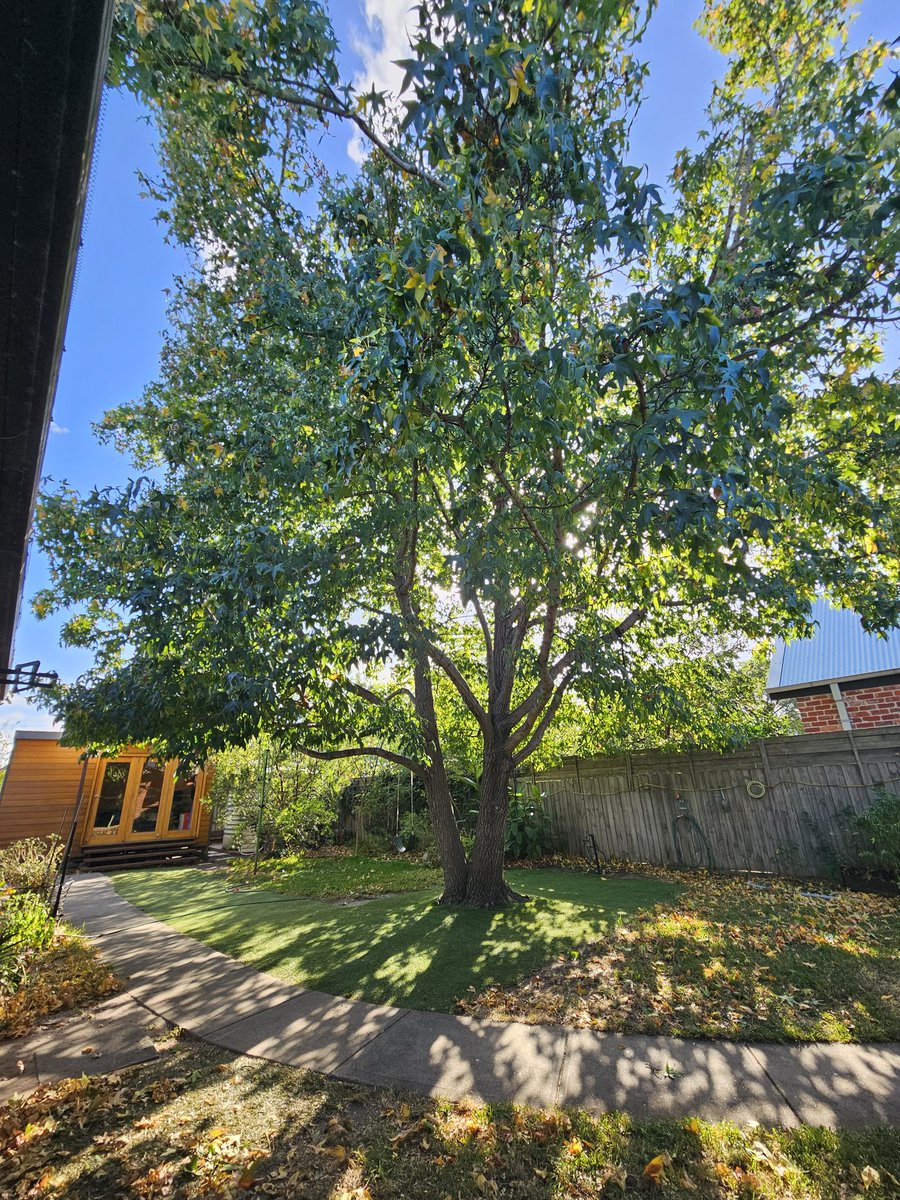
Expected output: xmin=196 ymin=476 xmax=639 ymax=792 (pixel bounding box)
xmin=36 ymin=0 xmax=899 ymax=905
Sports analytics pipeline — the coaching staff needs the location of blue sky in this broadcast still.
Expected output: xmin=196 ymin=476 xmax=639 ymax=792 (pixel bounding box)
xmin=4 ymin=0 xmax=895 ymax=731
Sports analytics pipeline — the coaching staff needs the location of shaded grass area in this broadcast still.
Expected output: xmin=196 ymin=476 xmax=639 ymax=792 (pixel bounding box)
xmin=2 ymin=1036 xmax=898 ymax=1199
xmin=228 ymin=852 xmax=442 ymax=898
xmin=111 ymin=867 xmax=675 ymax=1012
xmin=461 ymin=876 xmax=900 ymax=1043
xmin=0 ymin=925 xmax=119 ymax=1040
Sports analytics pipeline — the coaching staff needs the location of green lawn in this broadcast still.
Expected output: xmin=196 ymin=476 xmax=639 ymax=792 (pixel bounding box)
xmin=227 ymin=851 xmax=442 ymax=897
xmin=111 ymin=863 xmax=676 ymax=1012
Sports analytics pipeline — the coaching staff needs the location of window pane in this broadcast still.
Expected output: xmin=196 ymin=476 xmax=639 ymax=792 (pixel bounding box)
xmin=93 ymin=761 xmax=130 ymax=830
xmin=169 ymin=775 xmax=196 ymax=832
xmin=131 ymin=758 xmax=165 ymax=834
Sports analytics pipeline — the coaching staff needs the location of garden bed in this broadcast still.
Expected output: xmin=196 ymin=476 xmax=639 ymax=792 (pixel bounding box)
xmin=0 ymin=925 xmax=119 ymax=1040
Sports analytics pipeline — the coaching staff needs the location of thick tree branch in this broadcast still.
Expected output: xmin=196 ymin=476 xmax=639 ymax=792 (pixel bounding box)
xmin=512 ymin=668 xmax=578 ymax=766
xmin=300 ymin=744 xmax=427 ymax=778
xmin=345 ymin=680 xmax=416 ymax=708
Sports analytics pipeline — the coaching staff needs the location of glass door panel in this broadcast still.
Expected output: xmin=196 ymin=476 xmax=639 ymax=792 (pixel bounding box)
xmin=91 ymin=761 xmax=131 ymax=838
xmin=168 ymin=773 xmax=197 ymax=834
xmin=130 ymin=757 xmax=165 ymax=836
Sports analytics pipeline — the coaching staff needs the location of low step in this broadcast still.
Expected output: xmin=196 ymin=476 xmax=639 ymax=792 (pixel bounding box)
xmin=75 ymin=840 xmax=206 ymax=873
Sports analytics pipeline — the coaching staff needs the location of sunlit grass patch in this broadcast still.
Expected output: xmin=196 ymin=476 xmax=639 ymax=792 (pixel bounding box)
xmin=112 ymin=866 xmax=675 ymax=1012
xmin=227 ymin=851 xmax=442 ymax=898
xmin=461 ymin=876 xmax=900 ymax=1043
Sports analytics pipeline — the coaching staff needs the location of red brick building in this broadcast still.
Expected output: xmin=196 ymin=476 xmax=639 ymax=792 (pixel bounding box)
xmin=767 ymin=601 xmax=900 ymax=734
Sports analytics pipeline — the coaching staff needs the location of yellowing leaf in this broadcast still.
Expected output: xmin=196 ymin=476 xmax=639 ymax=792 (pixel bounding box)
xmin=643 ymin=1154 xmax=669 ymax=1185
xmin=134 ymin=5 xmax=155 ymax=37
xmin=316 ymin=1143 xmax=348 ymax=1161
xmin=861 ymin=1165 xmax=881 ymax=1189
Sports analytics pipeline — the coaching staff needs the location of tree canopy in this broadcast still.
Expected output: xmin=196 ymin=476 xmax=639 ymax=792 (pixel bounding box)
xmin=35 ymin=0 xmax=899 ymax=904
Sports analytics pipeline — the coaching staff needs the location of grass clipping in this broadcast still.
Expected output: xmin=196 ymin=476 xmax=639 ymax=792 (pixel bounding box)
xmin=0 ymin=924 xmax=119 ymax=1039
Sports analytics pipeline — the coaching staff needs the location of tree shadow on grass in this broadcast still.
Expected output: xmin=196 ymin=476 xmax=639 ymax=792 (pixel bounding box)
xmin=110 ymin=867 xmax=676 ymax=1012
xmin=4 ymin=1035 xmax=900 ymax=1199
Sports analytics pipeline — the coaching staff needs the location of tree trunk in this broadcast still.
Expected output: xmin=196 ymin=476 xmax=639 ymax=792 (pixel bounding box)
xmin=425 ymin=766 xmax=469 ymax=903
xmin=464 ymin=744 xmax=526 ymax=907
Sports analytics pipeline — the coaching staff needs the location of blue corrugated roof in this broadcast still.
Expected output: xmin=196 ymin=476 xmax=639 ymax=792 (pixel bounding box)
xmin=767 ymin=599 xmax=900 ymax=693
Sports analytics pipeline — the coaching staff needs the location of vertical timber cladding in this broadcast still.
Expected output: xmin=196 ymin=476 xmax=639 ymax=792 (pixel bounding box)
xmin=535 ymin=728 xmax=900 ymax=876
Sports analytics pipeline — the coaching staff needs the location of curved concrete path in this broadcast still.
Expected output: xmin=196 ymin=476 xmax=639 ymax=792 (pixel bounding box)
xmin=7 ymin=874 xmax=895 ymax=1127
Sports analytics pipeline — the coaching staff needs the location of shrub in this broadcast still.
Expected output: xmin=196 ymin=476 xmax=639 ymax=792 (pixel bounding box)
xmin=274 ymin=794 xmax=335 ymax=851
xmin=851 ymin=786 xmax=900 ymax=880
xmin=0 ymin=890 xmax=55 ymax=990
xmin=209 ymin=742 xmax=348 ymax=855
xmin=505 ymin=786 xmax=554 ymax=860
xmin=0 ymin=836 xmax=62 ymax=896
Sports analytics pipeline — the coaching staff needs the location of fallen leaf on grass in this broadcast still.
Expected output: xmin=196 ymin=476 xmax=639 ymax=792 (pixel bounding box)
xmin=564 ymin=1136 xmax=585 ymax=1156
xmin=643 ymin=1153 xmax=670 ymax=1185
xmin=315 ymin=1143 xmax=349 ymax=1162
xmin=389 ymin=1125 xmax=419 ymax=1148
xmin=861 ymin=1165 xmax=881 ymax=1189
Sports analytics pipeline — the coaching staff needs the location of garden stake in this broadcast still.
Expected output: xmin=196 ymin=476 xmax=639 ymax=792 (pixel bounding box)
xmin=253 ymin=747 xmax=270 ymax=874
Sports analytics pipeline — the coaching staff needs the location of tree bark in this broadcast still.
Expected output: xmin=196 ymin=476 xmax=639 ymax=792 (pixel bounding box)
xmin=464 ymin=743 xmax=526 ymax=907
xmin=426 ymin=767 xmax=469 ymax=904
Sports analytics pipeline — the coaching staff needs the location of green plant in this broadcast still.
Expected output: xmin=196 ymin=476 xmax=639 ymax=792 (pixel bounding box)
xmin=273 ymin=795 xmax=335 ymax=851
xmin=210 ymin=742 xmax=347 ymax=856
xmin=851 ymin=787 xmax=900 ymax=880
xmin=0 ymin=836 xmax=63 ymax=897
xmin=505 ymin=787 xmax=554 ymax=860
xmin=0 ymin=890 xmax=56 ymax=990
xmin=397 ymin=809 xmax=434 ymax=852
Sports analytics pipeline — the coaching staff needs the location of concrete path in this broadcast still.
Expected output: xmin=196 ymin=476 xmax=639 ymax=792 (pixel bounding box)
xmin=0 ymin=992 xmax=164 ymax=1101
xmin=2 ymin=874 xmax=897 ymax=1127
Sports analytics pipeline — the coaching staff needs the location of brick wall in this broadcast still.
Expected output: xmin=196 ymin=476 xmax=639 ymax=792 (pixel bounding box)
xmin=795 ymin=681 xmax=900 ymax=733
xmin=795 ymin=692 xmax=843 ymax=734
xmin=843 ymin=682 xmax=900 ymax=729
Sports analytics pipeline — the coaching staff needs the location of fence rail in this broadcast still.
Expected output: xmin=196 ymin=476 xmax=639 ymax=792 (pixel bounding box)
xmin=531 ymin=728 xmax=900 ymax=877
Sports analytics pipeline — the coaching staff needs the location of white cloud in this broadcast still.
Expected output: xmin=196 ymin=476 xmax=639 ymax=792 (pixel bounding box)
xmin=0 ymin=693 xmax=61 ymax=737
xmin=348 ymin=0 xmax=417 ymax=163
xmin=50 ymin=420 xmax=70 ymax=435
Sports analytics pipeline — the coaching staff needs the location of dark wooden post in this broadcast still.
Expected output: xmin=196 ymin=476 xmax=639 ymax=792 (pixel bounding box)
xmin=51 ymin=756 xmax=90 ymax=918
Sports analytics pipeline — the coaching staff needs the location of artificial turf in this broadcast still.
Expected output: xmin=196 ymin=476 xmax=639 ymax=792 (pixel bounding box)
xmin=110 ymin=863 xmax=676 ymax=1012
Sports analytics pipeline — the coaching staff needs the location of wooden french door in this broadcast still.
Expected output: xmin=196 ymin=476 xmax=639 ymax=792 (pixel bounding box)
xmin=85 ymin=756 xmax=202 ymax=845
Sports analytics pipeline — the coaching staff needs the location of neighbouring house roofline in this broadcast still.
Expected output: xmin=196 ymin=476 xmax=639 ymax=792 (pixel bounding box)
xmin=768 ymin=668 xmax=900 ymax=698
xmin=13 ymin=730 xmax=64 ymax=742
xmin=767 ymin=599 xmax=900 ymax=698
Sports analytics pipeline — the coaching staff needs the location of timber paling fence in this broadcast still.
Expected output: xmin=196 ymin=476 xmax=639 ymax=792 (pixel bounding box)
xmin=531 ymin=728 xmax=900 ymax=878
